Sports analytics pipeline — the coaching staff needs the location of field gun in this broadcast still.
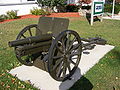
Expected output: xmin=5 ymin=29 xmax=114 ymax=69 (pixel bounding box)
xmin=9 ymin=17 xmax=106 ymax=81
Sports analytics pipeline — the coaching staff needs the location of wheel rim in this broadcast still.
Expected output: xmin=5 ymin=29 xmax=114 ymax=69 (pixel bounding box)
xmin=15 ymin=24 xmax=41 ymax=66
xmin=48 ymin=30 xmax=82 ymax=81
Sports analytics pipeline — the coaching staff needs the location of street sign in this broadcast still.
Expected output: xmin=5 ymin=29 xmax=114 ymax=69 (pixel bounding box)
xmin=91 ymin=0 xmax=105 ymax=25
xmin=94 ymin=2 xmax=104 ymax=15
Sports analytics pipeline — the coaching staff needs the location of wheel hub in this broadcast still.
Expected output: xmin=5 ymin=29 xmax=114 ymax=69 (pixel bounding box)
xmin=63 ymin=53 xmax=70 ymax=66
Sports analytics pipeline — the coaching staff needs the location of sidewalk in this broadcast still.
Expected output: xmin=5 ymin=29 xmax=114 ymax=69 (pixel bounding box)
xmin=103 ymin=15 xmax=120 ymax=20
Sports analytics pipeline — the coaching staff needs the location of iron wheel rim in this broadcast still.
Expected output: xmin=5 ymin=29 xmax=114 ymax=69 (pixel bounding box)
xmin=48 ymin=30 xmax=82 ymax=81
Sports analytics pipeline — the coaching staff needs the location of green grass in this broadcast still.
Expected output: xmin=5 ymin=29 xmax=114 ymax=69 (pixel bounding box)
xmin=0 ymin=17 xmax=120 ymax=90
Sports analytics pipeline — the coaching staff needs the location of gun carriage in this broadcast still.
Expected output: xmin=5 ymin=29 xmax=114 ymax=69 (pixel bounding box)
xmin=9 ymin=17 xmax=106 ymax=81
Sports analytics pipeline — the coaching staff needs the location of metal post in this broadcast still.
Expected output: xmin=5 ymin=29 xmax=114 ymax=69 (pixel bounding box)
xmin=100 ymin=14 xmax=103 ymax=22
xmin=112 ymin=0 xmax=115 ymax=18
xmin=91 ymin=1 xmax=94 ymax=26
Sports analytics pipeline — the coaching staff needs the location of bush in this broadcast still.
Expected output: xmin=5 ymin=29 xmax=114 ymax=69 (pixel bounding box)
xmin=30 ymin=8 xmax=47 ymax=15
xmin=104 ymin=4 xmax=112 ymax=13
xmin=82 ymin=6 xmax=91 ymax=10
xmin=104 ymin=4 xmax=120 ymax=14
xmin=0 ymin=14 xmax=8 ymax=22
xmin=43 ymin=7 xmax=52 ymax=15
xmin=0 ymin=15 xmax=4 ymax=22
xmin=114 ymin=3 xmax=120 ymax=14
xmin=6 ymin=10 xmax=18 ymax=19
xmin=0 ymin=10 xmax=19 ymax=22
xmin=66 ymin=4 xmax=79 ymax=12
xmin=45 ymin=11 xmax=51 ymax=15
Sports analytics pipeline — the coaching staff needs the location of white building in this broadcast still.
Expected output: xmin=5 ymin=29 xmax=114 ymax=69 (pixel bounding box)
xmin=0 ymin=0 xmax=40 ymax=15
xmin=0 ymin=0 xmax=79 ymax=16
xmin=67 ymin=0 xmax=79 ymax=4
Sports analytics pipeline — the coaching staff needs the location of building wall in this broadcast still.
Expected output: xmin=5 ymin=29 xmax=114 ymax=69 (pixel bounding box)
xmin=67 ymin=0 xmax=79 ymax=4
xmin=0 ymin=0 xmax=36 ymax=3
xmin=0 ymin=0 xmax=40 ymax=16
xmin=0 ymin=0 xmax=21 ymax=3
xmin=0 ymin=0 xmax=84 ymax=16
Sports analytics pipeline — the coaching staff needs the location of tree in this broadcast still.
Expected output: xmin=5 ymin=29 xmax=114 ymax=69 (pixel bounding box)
xmin=37 ymin=0 xmax=67 ymax=12
xmin=37 ymin=0 xmax=51 ymax=7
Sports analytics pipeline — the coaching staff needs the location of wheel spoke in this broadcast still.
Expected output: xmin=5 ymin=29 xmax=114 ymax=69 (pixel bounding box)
xmin=61 ymin=38 xmax=66 ymax=51
xmin=57 ymin=69 xmax=63 ymax=78
xmin=53 ymin=59 xmax=63 ymax=70
xmin=56 ymin=44 xmax=64 ymax=54
xmin=69 ymin=59 xmax=76 ymax=66
xmin=70 ymin=52 xmax=79 ymax=57
xmin=69 ymin=44 xmax=80 ymax=52
xmin=66 ymin=33 xmax=71 ymax=50
xmin=56 ymin=62 xmax=63 ymax=77
xmin=63 ymin=63 xmax=67 ymax=77
xmin=68 ymin=37 xmax=76 ymax=50
xmin=68 ymin=65 xmax=71 ymax=72
xmin=21 ymin=34 xmax=26 ymax=38
xmin=53 ymin=55 xmax=63 ymax=60
xmin=28 ymin=28 xmax=32 ymax=36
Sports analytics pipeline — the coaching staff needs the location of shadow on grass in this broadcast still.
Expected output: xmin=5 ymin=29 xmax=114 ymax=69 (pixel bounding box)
xmin=86 ymin=13 xmax=100 ymax=24
xmin=112 ymin=49 xmax=120 ymax=61
xmin=59 ymin=68 xmax=93 ymax=90
xmin=69 ymin=76 xmax=93 ymax=90
xmin=109 ymin=48 xmax=120 ymax=66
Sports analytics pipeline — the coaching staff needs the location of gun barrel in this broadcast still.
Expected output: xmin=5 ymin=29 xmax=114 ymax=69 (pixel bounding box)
xmin=16 ymin=40 xmax=52 ymax=51
xmin=9 ymin=34 xmax=52 ymax=47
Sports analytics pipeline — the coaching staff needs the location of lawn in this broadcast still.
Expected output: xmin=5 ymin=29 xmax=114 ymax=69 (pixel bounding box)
xmin=0 ymin=17 xmax=120 ymax=90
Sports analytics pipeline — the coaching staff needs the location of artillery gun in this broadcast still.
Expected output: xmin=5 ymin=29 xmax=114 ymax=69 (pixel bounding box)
xmin=9 ymin=17 xmax=106 ymax=81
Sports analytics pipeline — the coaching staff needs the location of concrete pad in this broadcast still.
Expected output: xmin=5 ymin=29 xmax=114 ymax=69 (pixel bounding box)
xmin=9 ymin=44 xmax=114 ymax=90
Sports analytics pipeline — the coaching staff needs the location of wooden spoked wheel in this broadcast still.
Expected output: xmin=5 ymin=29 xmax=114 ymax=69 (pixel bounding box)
xmin=48 ymin=30 xmax=82 ymax=81
xmin=15 ymin=24 xmax=41 ymax=66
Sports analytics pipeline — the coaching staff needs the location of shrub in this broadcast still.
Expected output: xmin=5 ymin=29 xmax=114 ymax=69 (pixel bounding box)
xmin=30 ymin=8 xmax=47 ymax=15
xmin=104 ymin=4 xmax=112 ymax=13
xmin=114 ymin=3 xmax=120 ymax=14
xmin=104 ymin=3 xmax=120 ymax=14
xmin=6 ymin=10 xmax=18 ymax=19
xmin=39 ymin=9 xmax=46 ymax=15
xmin=66 ymin=4 xmax=79 ymax=12
xmin=82 ymin=6 xmax=91 ymax=10
xmin=0 ymin=15 xmax=4 ymax=22
xmin=44 ymin=7 xmax=51 ymax=15
xmin=45 ymin=11 xmax=51 ymax=15
xmin=0 ymin=14 xmax=8 ymax=22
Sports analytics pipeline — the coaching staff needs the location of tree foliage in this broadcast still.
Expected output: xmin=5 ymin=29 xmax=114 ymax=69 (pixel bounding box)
xmin=37 ymin=0 xmax=67 ymax=9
